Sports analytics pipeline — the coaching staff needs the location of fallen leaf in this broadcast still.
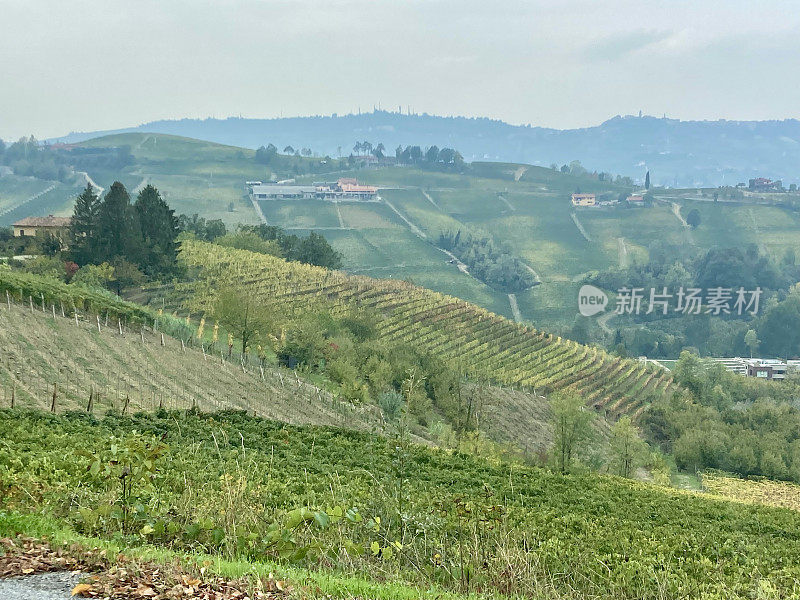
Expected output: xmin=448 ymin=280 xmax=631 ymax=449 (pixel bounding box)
xmin=71 ymin=583 xmax=92 ymax=596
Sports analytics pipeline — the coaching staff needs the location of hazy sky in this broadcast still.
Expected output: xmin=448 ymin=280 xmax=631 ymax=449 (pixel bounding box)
xmin=2 ymin=0 xmax=799 ymax=140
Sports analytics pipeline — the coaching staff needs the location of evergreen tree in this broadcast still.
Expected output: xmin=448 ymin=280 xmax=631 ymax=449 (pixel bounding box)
xmin=135 ymin=184 xmax=179 ymax=274
xmin=69 ymin=184 xmax=101 ymax=265
xmin=95 ymin=181 xmax=142 ymax=264
xmin=645 ymin=170 xmax=651 ymax=190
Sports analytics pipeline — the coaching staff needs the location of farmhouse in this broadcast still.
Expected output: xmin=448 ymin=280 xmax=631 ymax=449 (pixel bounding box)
xmin=251 ymin=178 xmax=378 ymax=201
xmin=13 ymin=215 xmax=71 ymax=239
xmin=749 ymin=177 xmax=783 ymax=192
xmin=251 ymin=184 xmax=317 ymax=200
xmin=571 ymin=193 xmax=596 ymax=207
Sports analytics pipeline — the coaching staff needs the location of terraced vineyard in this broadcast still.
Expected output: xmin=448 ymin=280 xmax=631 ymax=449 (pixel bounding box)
xmin=175 ymin=240 xmax=674 ymax=417
xmin=0 ymin=299 xmax=383 ymax=431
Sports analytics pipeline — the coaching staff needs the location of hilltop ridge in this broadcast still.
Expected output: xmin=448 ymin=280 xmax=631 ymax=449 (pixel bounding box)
xmin=50 ymin=112 xmax=800 ymax=186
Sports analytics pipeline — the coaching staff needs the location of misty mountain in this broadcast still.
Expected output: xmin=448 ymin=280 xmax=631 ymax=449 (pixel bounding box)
xmin=51 ymin=112 xmax=800 ymax=187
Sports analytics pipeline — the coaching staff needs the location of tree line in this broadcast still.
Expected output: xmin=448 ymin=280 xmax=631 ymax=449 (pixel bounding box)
xmin=69 ymin=182 xmax=180 ymax=278
xmin=439 ymin=229 xmax=536 ymax=293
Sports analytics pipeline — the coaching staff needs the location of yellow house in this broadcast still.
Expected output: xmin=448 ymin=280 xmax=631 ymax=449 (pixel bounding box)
xmin=571 ymin=193 xmax=596 ymax=207
xmin=13 ymin=215 xmax=72 ymax=240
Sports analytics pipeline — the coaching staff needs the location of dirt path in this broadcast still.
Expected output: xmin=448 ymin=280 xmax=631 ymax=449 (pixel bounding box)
xmin=135 ymin=134 xmax=154 ymax=150
xmin=75 ymin=171 xmax=104 ymax=195
xmin=498 ymin=193 xmax=516 ymax=212
xmin=384 ymin=199 xmax=428 ymax=239
xmin=421 ymin=190 xmax=442 ymax=210
xmin=384 ymin=198 xmax=472 ymax=274
xmin=250 ymin=195 xmax=268 ymax=224
xmin=597 ymin=310 xmax=615 ymax=334
xmin=570 ymin=212 xmax=592 ymax=242
xmin=671 ymin=202 xmax=689 ymax=227
xmin=617 ymin=237 xmax=628 ymax=268
xmin=513 ymin=166 xmax=529 ymax=181
xmin=508 ymin=293 xmax=522 ymax=322
xmin=335 ymin=201 xmax=346 ymax=228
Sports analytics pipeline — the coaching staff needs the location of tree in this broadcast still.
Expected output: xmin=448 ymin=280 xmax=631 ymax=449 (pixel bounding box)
xmin=95 ymin=182 xmax=142 ymax=264
xmin=686 ymin=208 xmax=701 ymax=228
xmin=213 ymin=286 xmax=271 ymax=355
xmin=69 ymin=184 xmax=101 ymax=265
xmin=71 ymin=262 xmax=115 ymax=289
xmin=283 ymin=145 xmax=295 ymax=154
xmin=111 ymin=257 xmax=144 ymax=294
xmin=550 ymin=393 xmax=594 ymax=473
xmin=425 ymin=145 xmax=440 ymax=163
xmin=135 ymin=184 xmax=179 ymax=274
xmin=645 ymin=170 xmax=651 ymax=190
xmin=609 ymin=416 xmax=647 ymax=478
xmin=255 ymin=144 xmax=277 ymax=164
xmin=294 ymin=232 xmax=343 ymax=269
xmin=744 ymin=329 xmax=760 ymax=358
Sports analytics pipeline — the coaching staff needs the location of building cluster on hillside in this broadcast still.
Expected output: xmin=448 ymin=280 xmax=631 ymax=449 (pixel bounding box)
xmin=570 ymin=193 xmax=646 ymax=208
xmin=249 ymin=178 xmax=378 ymax=201
xmin=747 ymin=178 xmax=784 ymax=192
xmin=709 ymin=357 xmax=800 ymax=381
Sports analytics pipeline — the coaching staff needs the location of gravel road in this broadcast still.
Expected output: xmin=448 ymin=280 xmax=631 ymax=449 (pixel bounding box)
xmin=0 ymin=572 xmax=83 ymax=599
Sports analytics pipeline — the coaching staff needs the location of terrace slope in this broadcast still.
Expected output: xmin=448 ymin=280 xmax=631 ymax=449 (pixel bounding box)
xmin=169 ymin=240 xmax=674 ymax=418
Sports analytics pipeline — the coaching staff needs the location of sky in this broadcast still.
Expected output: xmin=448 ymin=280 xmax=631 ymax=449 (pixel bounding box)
xmin=2 ymin=0 xmax=800 ymax=140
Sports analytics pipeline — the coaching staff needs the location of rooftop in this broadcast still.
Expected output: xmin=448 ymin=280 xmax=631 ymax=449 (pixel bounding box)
xmin=13 ymin=215 xmax=72 ymax=228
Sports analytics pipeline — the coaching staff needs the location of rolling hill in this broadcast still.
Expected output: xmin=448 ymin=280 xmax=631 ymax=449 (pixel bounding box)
xmin=0 ymin=269 xmax=561 ymax=454
xmin=147 ymin=240 xmax=674 ymax=419
xmin=50 ymin=111 xmax=800 ymax=187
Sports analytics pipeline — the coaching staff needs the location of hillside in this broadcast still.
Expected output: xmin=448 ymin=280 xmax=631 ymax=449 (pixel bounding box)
xmin=0 ymin=271 xmax=559 ymax=454
xmin=0 ymin=300 xmax=379 ymax=431
xmin=51 ymin=111 xmax=800 ymax=187
xmin=59 ymin=132 xmax=800 ymax=338
xmin=156 ymin=240 xmax=673 ymax=418
xmin=4 ymin=409 xmax=800 ymax=599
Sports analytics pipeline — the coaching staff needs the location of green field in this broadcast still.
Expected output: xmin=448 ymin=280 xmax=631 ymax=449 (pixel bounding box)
xmin=58 ymin=133 xmax=800 ymax=333
xmin=5 ymin=408 xmax=800 ymax=599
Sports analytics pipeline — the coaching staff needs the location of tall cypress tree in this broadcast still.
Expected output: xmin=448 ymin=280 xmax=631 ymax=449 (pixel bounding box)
xmin=645 ymin=170 xmax=651 ymax=190
xmin=134 ymin=184 xmax=179 ymax=274
xmin=69 ymin=184 xmax=101 ymax=265
xmin=95 ymin=181 xmax=142 ymax=264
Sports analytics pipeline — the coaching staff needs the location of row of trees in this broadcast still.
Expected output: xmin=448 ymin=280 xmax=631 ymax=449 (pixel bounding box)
xmin=70 ymin=182 xmax=179 ymax=276
xmin=438 ymin=229 xmax=536 ymax=292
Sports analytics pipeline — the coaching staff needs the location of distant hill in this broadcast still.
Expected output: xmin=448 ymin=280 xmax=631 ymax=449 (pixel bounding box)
xmin=51 ymin=111 xmax=800 ymax=187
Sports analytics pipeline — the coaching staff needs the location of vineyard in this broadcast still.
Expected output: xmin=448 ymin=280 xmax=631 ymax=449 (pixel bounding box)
xmin=173 ymin=240 xmax=674 ymax=418
xmin=4 ymin=409 xmax=800 ymax=599
xmin=703 ymin=471 xmax=800 ymax=512
xmin=0 ymin=297 xmax=384 ymax=432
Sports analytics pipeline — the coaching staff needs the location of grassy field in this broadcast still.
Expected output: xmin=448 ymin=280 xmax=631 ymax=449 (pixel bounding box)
xmin=59 ymin=133 xmax=800 ymax=334
xmin=4 ymin=409 xmax=800 ymax=598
